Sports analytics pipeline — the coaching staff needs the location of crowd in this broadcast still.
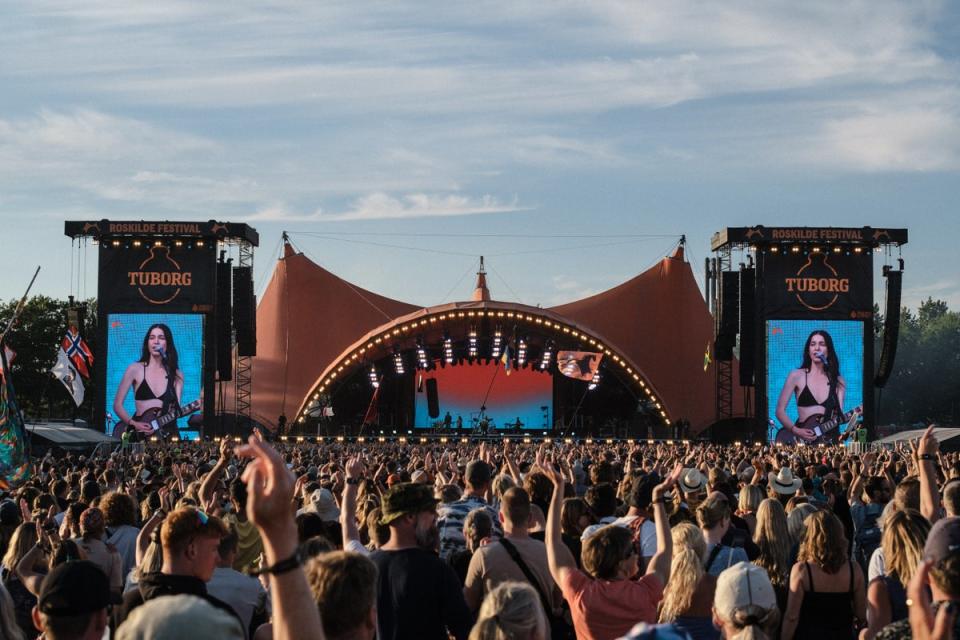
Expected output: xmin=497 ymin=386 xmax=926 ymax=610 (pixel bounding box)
xmin=0 ymin=427 xmax=957 ymax=640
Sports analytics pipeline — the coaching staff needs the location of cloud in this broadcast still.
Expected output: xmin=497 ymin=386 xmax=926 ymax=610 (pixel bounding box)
xmin=245 ymin=192 xmax=531 ymax=222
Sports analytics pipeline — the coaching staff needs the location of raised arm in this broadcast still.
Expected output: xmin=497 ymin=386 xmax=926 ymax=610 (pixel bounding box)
xmin=542 ymin=462 xmax=576 ymax=587
xmin=646 ymin=464 xmax=682 ymax=585
xmin=199 ymin=438 xmax=232 ymax=508
xmin=340 ymin=456 xmax=364 ymax=548
xmin=917 ymin=425 xmax=943 ymax=524
xmin=236 ymin=434 xmax=325 ymax=640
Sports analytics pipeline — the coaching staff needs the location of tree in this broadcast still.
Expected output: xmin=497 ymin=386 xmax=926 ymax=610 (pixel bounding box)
xmin=0 ymin=296 xmax=98 ymax=421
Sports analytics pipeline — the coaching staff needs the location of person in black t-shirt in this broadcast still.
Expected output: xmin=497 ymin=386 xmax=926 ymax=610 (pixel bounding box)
xmin=369 ymin=483 xmax=471 ymax=640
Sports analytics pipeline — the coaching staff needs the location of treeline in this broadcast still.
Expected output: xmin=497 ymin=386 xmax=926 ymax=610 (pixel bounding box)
xmin=0 ymin=296 xmax=99 ymax=421
xmin=876 ymin=298 xmax=960 ymax=426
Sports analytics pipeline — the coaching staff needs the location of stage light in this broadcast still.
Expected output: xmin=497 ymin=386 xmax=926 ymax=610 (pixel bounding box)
xmin=175 ymin=240 xmax=183 ymax=247
xmin=833 ymin=246 xmax=842 ymax=253
xmin=111 ymin=240 xmax=120 ymax=247
xmin=460 ymin=437 xmax=468 ymax=443
xmin=588 ymin=370 xmax=601 ymax=390
xmin=368 ymin=365 xmax=380 ymax=388
xmin=540 ymin=341 xmax=553 ymax=370
xmin=468 ymin=327 xmax=478 ymax=358
xmin=357 ymin=437 xmax=365 ymax=443
xmin=770 ymin=246 xmax=779 ymax=253
xmin=337 ymin=436 xmax=345 ymax=442
xmin=296 ymin=436 xmax=304 ymax=442
xmin=517 ymin=339 xmax=527 ymax=367
xmin=854 ymin=246 xmax=863 ymax=253
xmin=399 ymin=437 xmax=408 ymax=443
xmin=491 ymin=327 xmax=503 ymax=358
xmin=791 ymin=246 xmax=800 ymax=253
xmin=443 ymin=335 xmax=454 ymax=364
xmin=378 ymin=436 xmax=386 ymax=443
xmin=416 ymin=341 xmax=430 ymax=370
xmin=440 ymin=437 xmax=448 ymax=443
xmin=196 ymin=241 xmax=205 ymax=247
xmin=133 ymin=240 xmax=142 ymax=247
xmin=393 ymin=352 xmax=405 ymax=375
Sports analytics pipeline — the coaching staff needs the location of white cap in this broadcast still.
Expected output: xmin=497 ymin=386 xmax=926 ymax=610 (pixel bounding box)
xmin=714 ymin=562 xmax=777 ymax=624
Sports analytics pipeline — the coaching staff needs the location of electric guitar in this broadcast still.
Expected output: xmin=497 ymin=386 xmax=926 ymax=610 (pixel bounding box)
xmin=113 ymin=399 xmax=201 ymax=440
xmin=775 ymin=405 xmax=862 ymax=445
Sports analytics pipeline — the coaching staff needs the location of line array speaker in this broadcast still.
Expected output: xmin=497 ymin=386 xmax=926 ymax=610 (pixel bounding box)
xmin=875 ymin=268 xmax=902 ymax=387
xmin=426 ymin=378 xmax=440 ymax=419
xmin=738 ymin=268 xmax=756 ymax=385
xmin=716 ymin=271 xmax=739 ymax=361
xmin=216 ymin=260 xmax=233 ymax=380
xmin=233 ymin=266 xmax=257 ymax=357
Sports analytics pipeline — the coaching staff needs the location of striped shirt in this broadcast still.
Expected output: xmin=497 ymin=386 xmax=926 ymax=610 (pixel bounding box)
xmin=437 ymin=495 xmax=502 ymax=560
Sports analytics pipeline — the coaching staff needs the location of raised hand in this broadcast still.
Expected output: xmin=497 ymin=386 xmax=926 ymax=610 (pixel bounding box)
xmin=541 ymin=461 xmax=565 ymax=488
xmin=345 ymin=456 xmax=365 ymax=480
xmin=908 ymin=559 xmax=958 ymax=640
xmin=652 ymin=464 xmax=684 ymax=502
xmin=235 ymin=435 xmax=297 ymax=542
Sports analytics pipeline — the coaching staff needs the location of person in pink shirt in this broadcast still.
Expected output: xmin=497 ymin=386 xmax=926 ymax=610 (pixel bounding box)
xmin=543 ymin=461 xmax=682 ymax=640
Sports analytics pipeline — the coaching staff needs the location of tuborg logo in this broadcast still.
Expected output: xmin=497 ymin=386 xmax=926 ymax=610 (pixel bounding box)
xmin=127 ymin=247 xmax=192 ymax=305
xmin=783 ymin=254 xmax=849 ymax=312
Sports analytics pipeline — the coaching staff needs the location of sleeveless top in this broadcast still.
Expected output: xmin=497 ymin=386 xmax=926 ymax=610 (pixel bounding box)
xmin=797 ymin=369 xmax=839 ymax=414
xmin=881 ymin=574 xmax=908 ymax=623
xmin=134 ymin=363 xmax=178 ymax=409
xmin=794 ymin=561 xmax=855 ymax=639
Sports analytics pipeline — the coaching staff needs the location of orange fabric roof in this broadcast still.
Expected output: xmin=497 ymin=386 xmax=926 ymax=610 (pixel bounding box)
xmin=239 ymin=242 xmax=726 ymax=431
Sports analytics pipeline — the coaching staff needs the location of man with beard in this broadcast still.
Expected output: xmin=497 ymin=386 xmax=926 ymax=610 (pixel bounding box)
xmin=369 ymin=483 xmax=472 ymax=640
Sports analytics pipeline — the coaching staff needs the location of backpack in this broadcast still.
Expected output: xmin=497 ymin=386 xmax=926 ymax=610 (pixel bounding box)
xmin=856 ymin=503 xmax=883 ymax=563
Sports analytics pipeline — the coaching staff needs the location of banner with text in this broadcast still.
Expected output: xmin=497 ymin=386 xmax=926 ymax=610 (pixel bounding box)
xmin=763 ymin=251 xmax=873 ymax=319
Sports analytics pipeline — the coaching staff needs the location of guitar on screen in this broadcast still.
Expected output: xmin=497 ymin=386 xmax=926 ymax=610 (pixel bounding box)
xmin=113 ymin=399 xmax=201 ymax=441
xmin=775 ymin=405 xmax=862 ymax=446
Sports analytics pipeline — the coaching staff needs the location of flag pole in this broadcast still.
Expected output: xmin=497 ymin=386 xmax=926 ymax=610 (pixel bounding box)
xmin=0 ymin=266 xmax=41 ymax=345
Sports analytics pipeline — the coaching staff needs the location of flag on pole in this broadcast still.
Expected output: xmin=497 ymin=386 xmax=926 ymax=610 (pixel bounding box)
xmin=501 ymin=344 xmax=512 ymax=376
xmin=0 ymin=343 xmax=30 ymax=489
xmin=557 ymin=351 xmax=602 ymax=381
xmin=61 ymin=325 xmax=93 ymax=379
xmin=0 ymin=345 xmax=14 ymax=383
xmin=51 ymin=348 xmax=85 ymax=407
xmin=703 ymin=342 xmax=712 ymax=372
xmin=362 ymin=385 xmax=380 ymax=425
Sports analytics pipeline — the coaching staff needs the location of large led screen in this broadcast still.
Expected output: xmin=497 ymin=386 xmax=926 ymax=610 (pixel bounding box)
xmin=414 ymin=364 xmax=551 ymax=430
xmin=105 ymin=314 xmax=204 ymax=440
xmin=766 ymin=319 xmax=863 ymax=443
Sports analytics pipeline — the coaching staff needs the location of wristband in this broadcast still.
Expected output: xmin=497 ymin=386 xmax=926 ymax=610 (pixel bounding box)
xmin=254 ymin=549 xmax=303 ymax=576
xmin=345 ymin=477 xmax=362 ymax=485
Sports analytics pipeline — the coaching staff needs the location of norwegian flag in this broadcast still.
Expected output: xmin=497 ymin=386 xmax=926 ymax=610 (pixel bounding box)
xmin=61 ymin=325 xmax=93 ymax=379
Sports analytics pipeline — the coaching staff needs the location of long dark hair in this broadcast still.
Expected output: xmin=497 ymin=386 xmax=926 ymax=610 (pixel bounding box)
xmin=800 ymin=330 xmax=841 ymax=390
xmin=139 ymin=323 xmax=179 ymax=374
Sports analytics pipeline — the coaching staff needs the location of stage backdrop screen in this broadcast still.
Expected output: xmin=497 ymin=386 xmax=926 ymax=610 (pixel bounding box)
xmin=766 ymin=319 xmax=863 ymax=442
xmin=414 ymin=364 xmax=551 ymax=430
xmin=105 ymin=314 xmax=204 ymax=439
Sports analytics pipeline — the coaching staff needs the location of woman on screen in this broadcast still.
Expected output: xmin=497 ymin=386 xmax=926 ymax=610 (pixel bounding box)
xmin=775 ymin=329 xmax=845 ymax=443
xmin=112 ymin=323 xmax=184 ymax=435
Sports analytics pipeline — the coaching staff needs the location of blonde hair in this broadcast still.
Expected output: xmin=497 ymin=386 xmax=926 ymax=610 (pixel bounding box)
xmin=659 ymin=522 xmax=706 ymax=622
xmin=798 ymin=510 xmax=848 ymax=573
xmin=1 ymin=523 xmax=37 ymax=574
xmin=881 ymin=509 xmax=930 ymax=585
xmin=469 ymin=582 xmax=547 ymax=640
xmin=786 ymin=503 xmax=816 ymax=548
xmin=753 ymin=499 xmax=791 ymax=588
xmin=738 ymin=485 xmax=763 ymax=515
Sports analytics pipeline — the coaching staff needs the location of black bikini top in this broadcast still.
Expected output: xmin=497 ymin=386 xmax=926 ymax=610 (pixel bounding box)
xmin=134 ymin=363 xmax=175 ymax=403
xmin=797 ymin=369 xmax=838 ymax=413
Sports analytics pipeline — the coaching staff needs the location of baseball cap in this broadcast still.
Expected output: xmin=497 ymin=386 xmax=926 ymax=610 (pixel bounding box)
xmin=380 ymin=483 xmax=439 ymax=525
xmin=115 ymin=594 xmax=244 ymax=640
xmin=924 ymin=516 xmax=960 ymax=564
xmin=714 ymin=562 xmax=777 ymax=624
xmin=38 ymin=560 xmax=122 ymax=616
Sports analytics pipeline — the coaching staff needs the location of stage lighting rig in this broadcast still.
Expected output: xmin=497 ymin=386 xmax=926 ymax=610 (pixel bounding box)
xmin=517 ymin=338 xmax=527 ymax=367
xmin=588 ymin=370 xmax=600 ymax=390
xmin=468 ymin=327 xmax=478 ymax=357
xmin=393 ymin=351 xmax=405 ymax=375
xmin=416 ymin=341 xmax=430 ymax=370
xmin=539 ymin=341 xmax=554 ymax=370
xmin=368 ymin=365 xmax=380 ymax=388
xmin=444 ymin=335 xmax=454 ymax=364
xmin=491 ymin=327 xmax=503 ymax=358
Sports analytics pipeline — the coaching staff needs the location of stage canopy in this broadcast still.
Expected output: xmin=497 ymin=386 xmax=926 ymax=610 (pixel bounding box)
xmin=236 ymin=242 xmax=725 ymax=433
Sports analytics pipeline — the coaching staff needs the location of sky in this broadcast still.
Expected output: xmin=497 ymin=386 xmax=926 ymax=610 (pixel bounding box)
xmin=1 ymin=1 xmax=958 ymax=312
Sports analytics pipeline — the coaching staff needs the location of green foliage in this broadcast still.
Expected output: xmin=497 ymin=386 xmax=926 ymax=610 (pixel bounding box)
xmin=0 ymin=296 xmax=98 ymax=420
xmin=877 ymin=297 xmax=960 ymax=425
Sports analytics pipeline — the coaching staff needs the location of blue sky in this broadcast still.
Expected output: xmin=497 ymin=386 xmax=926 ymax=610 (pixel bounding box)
xmin=1 ymin=1 xmax=958 ymax=310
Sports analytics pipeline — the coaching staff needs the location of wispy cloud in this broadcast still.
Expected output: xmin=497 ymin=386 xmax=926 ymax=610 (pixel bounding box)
xmin=245 ymin=192 xmax=531 ymax=222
